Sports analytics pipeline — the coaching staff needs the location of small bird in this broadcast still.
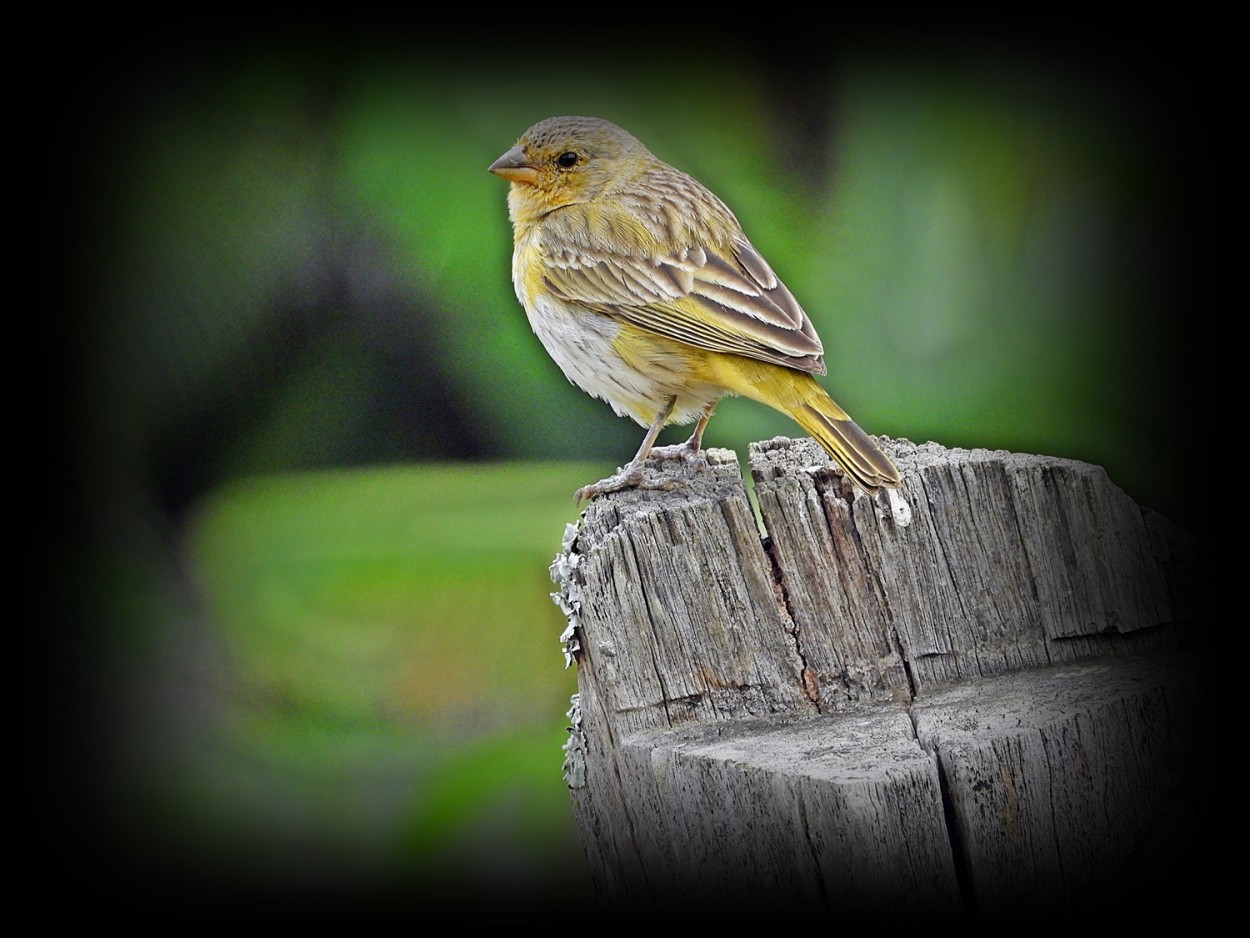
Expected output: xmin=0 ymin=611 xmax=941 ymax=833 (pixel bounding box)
xmin=489 ymin=115 xmax=900 ymax=503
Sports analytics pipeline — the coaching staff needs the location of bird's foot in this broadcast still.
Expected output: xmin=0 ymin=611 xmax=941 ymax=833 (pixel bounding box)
xmin=574 ymin=442 xmax=710 ymax=504
xmin=647 ymin=442 xmax=708 ymax=474
xmin=574 ymin=466 xmax=676 ymax=504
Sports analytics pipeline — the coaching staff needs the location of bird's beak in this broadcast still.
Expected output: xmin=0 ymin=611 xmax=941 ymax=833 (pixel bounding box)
xmin=489 ymin=145 xmax=540 ymax=185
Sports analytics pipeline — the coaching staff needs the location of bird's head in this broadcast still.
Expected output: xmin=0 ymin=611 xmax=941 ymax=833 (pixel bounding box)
xmin=489 ymin=115 xmax=650 ymax=218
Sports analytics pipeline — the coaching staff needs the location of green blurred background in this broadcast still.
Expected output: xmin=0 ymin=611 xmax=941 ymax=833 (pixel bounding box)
xmin=55 ymin=24 xmax=1203 ymax=914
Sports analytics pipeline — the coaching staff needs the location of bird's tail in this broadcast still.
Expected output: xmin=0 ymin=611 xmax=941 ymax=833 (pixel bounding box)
xmin=726 ymin=363 xmax=901 ymax=493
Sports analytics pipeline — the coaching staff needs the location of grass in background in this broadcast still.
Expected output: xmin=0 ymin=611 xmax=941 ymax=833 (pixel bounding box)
xmin=176 ymin=461 xmax=599 ymax=902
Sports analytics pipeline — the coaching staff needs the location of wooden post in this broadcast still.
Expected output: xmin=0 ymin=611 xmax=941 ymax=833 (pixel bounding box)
xmin=554 ymin=437 xmax=1207 ymax=921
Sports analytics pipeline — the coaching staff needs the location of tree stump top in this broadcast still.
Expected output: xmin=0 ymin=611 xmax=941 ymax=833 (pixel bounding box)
xmin=554 ymin=437 xmax=1207 ymax=919
xmin=557 ymin=436 xmax=1199 ymax=731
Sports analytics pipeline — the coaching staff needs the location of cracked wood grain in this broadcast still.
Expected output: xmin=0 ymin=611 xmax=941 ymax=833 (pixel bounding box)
xmin=555 ymin=436 xmax=1205 ymax=920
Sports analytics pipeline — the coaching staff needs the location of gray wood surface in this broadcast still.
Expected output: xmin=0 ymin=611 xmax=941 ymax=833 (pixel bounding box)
xmin=555 ymin=437 xmax=1207 ymax=920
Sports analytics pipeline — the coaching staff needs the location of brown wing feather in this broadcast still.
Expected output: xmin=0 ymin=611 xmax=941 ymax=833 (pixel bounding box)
xmin=540 ymin=204 xmax=827 ymax=375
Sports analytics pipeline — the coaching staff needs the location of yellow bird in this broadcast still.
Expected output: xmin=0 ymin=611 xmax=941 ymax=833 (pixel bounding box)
xmin=489 ymin=115 xmax=900 ymax=503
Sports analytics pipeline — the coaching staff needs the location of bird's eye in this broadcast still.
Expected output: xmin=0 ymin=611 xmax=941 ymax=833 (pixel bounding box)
xmin=556 ymin=151 xmax=579 ymax=168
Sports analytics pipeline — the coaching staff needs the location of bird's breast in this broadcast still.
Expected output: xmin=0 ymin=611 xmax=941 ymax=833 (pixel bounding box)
xmin=517 ymin=290 xmax=713 ymax=429
xmin=520 ymin=287 xmax=652 ymax=418
xmin=511 ymin=226 xmax=721 ymax=428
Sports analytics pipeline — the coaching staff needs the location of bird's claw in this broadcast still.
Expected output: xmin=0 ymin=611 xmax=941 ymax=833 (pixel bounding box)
xmin=574 ymin=468 xmax=643 ymax=504
xmin=574 ymin=438 xmax=712 ymax=504
xmin=647 ymin=443 xmax=708 ymax=473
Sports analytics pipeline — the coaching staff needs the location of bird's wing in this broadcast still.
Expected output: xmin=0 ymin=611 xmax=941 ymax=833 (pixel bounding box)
xmin=541 ymin=228 xmax=828 ymax=376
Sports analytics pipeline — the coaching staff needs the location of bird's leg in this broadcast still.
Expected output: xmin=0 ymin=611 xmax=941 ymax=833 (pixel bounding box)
xmin=574 ymin=398 xmax=678 ymax=503
xmin=647 ymin=401 xmax=716 ymax=472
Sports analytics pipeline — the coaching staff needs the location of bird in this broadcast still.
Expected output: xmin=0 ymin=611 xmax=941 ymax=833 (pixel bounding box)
xmin=488 ymin=115 xmax=900 ymax=504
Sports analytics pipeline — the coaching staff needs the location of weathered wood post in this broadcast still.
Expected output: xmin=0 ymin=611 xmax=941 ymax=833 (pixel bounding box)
xmin=553 ymin=437 xmax=1206 ymax=921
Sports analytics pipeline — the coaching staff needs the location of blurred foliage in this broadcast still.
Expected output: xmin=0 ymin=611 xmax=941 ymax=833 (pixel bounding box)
xmin=56 ymin=25 xmax=1205 ymax=915
xmin=183 ymin=464 xmax=590 ymax=899
xmin=76 ymin=462 xmax=593 ymax=907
